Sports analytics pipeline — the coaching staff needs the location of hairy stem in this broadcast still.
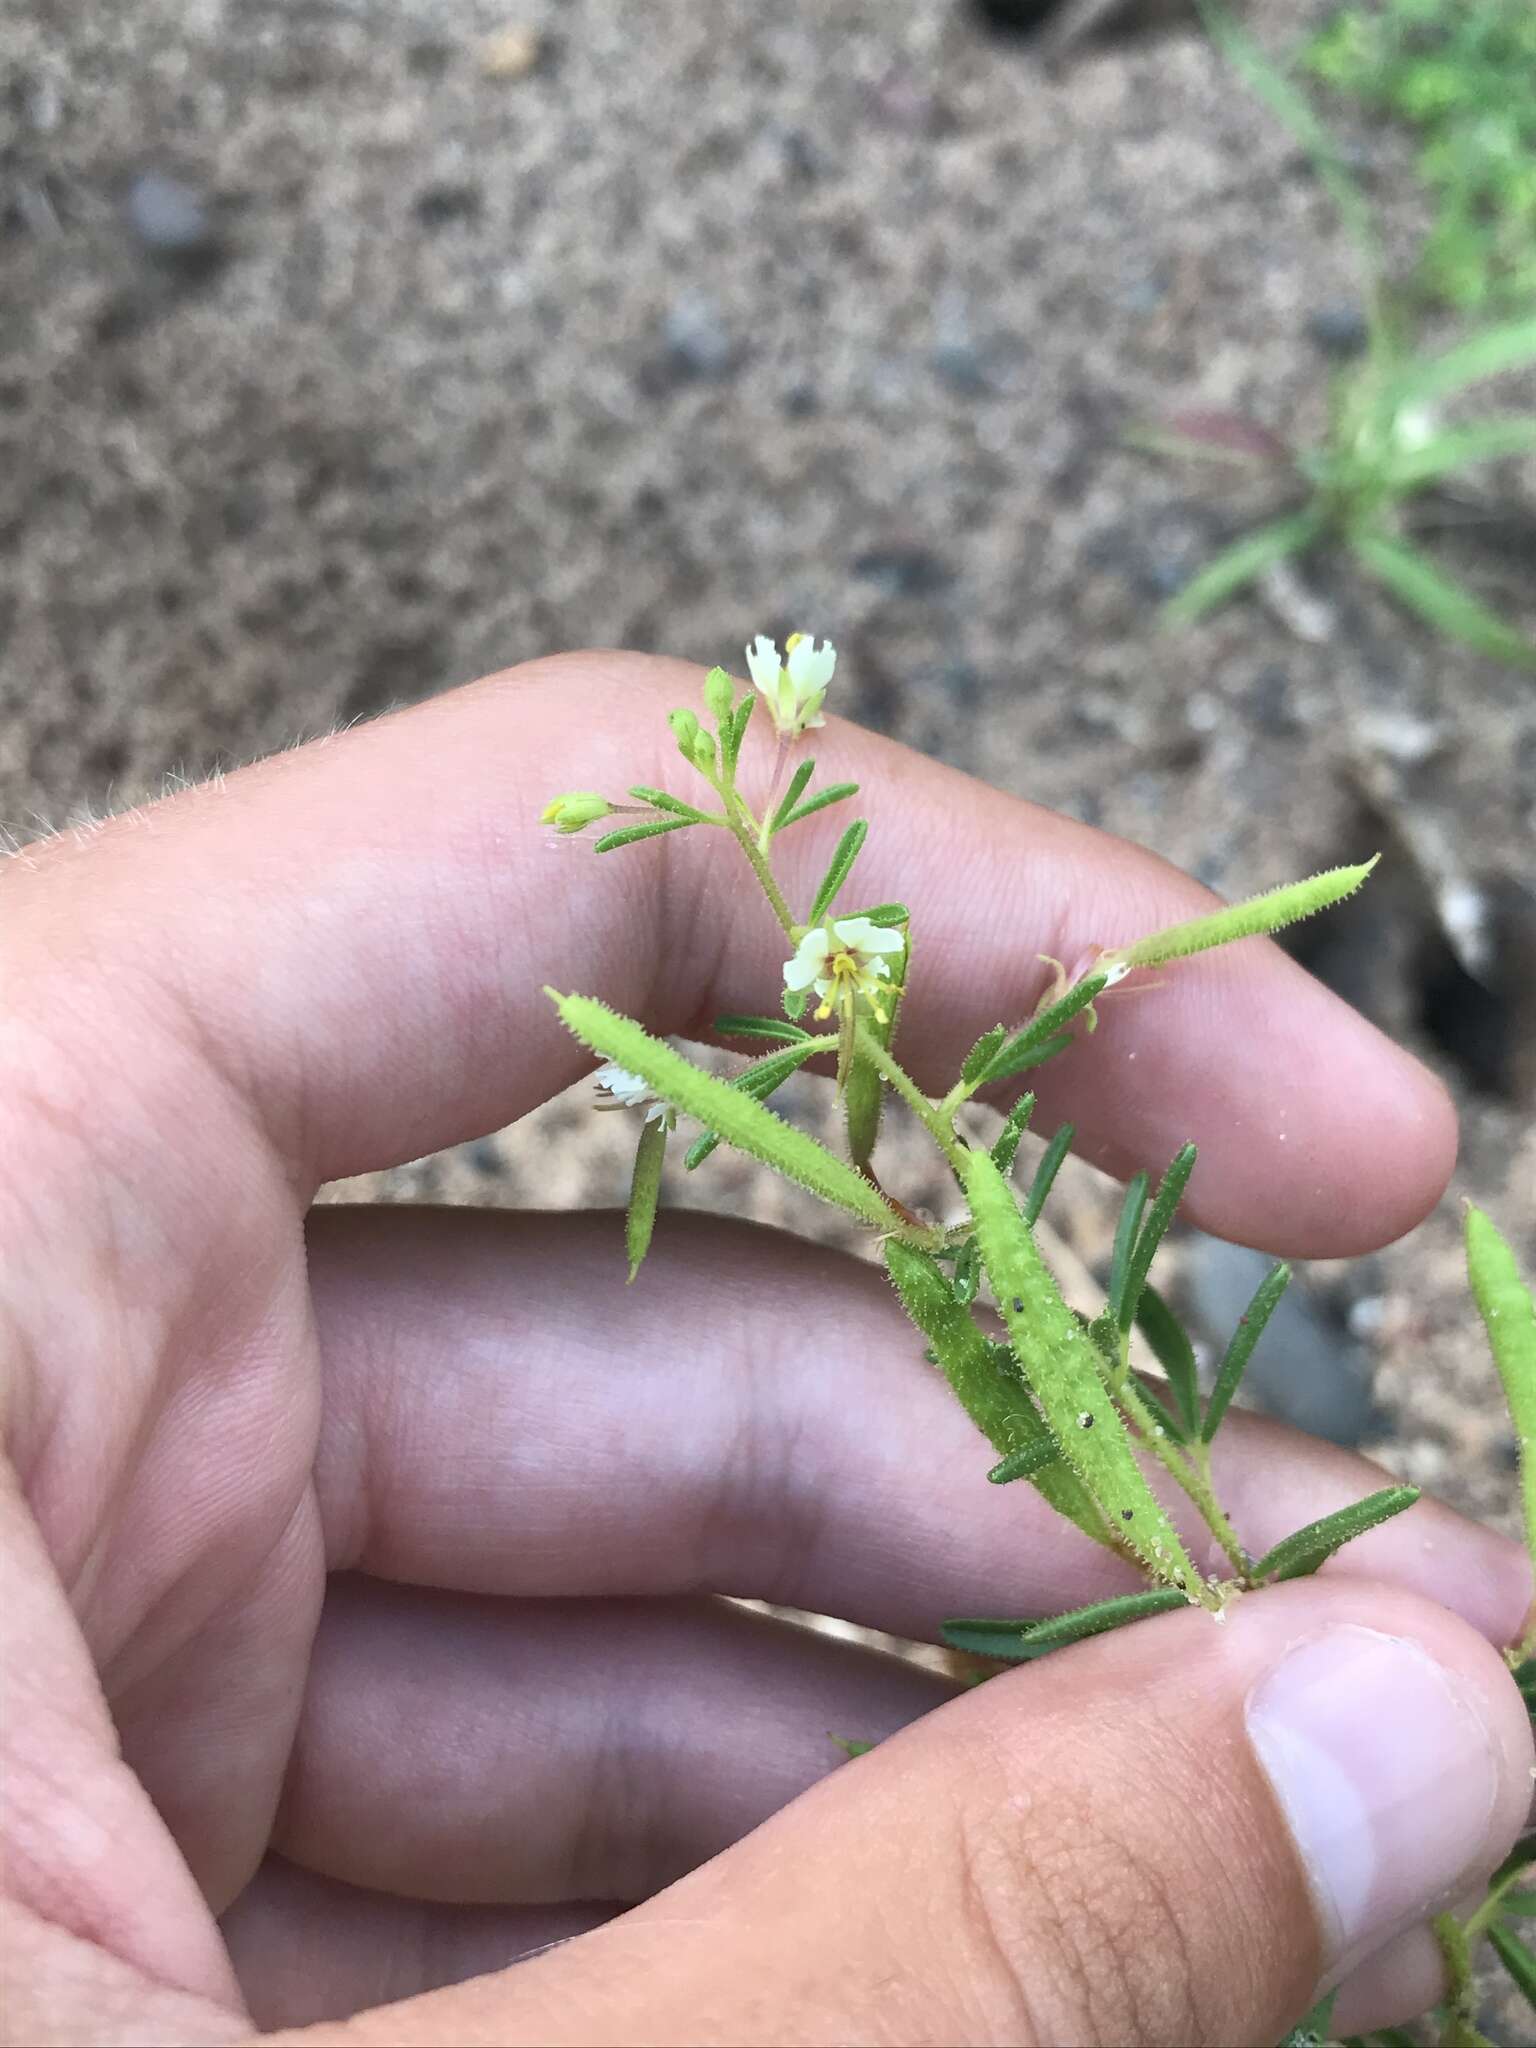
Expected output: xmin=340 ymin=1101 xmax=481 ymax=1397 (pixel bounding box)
xmin=852 ymin=1023 xmax=967 ymax=1175
xmin=1119 ymin=1375 xmax=1250 ymax=1577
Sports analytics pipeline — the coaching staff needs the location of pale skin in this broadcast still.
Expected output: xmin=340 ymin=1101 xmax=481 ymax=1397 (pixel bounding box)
xmin=1 ymin=652 xmax=1531 ymax=2048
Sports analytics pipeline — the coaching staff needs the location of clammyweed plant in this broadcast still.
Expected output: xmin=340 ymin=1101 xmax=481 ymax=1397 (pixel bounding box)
xmin=539 ymin=636 xmax=1536 ymax=2045
xmin=1309 ymin=0 xmax=1536 ymax=315
xmin=1135 ymin=3 xmax=1536 ymax=671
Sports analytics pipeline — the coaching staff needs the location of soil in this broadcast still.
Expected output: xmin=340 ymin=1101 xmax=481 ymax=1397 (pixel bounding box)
xmin=4 ymin=0 xmax=1534 ymax=2031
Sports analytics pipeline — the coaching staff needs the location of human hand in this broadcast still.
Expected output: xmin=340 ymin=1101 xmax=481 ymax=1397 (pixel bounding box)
xmin=2 ymin=653 xmax=1529 ymax=2048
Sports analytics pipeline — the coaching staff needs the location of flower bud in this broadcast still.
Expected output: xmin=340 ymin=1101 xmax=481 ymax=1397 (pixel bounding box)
xmin=669 ymin=707 xmax=701 ymax=751
xmin=702 ymin=665 xmax=736 ymax=721
xmin=539 ymin=791 xmax=612 ymax=834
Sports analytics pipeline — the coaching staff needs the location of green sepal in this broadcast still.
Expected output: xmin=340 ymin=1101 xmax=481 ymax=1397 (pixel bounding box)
xmin=883 ymin=1239 xmax=1110 ymax=1548
xmin=550 ymin=993 xmax=900 ymax=1230
xmin=844 ymin=923 xmax=907 ymax=1170
xmin=769 ymin=759 xmax=815 ymax=832
xmin=808 ymin=820 xmax=869 ymax=924
xmin=1466 ymin=1205 xmax=1536 ymax=1576
xmin=960 ymin=1147 xmax=1204 ymax=1595
xmin=624 ymin=1115 xmax=668 ymax=1283
xmin=1202 ymin=1262 xmax=1292 ymax=1442
xmin=714 ymin=1014 xmax=813 ymax=1045
xmin=1277 ymin=1988 xmax=1338 ymax=2048
xmin=783 ymin=986 xmax=809 ymax=1021
xmin=777 ymin=781 xmax=859 ymax=831
xmin=1106 ymin=1172 xmax=1150 ymax=1329
xmin=626 ymin=786 xmax=713 ymax=822
xmin=941 ymin=1589 xmax=1189 ymax=1663
xmin=843 ymin=902 xmax=910 ymax=928
xmin=990 ymin=1092 xmax=1036 ymax=1177
xmin=1111 ymin=862 xmax=1377 ymax=971
xmin=1250 ymin=1486 xmax=1420 ymax=1584
xmin=1489 ymin=1923 xmax=1536 ymax=2018
xmin=685 ymin=1040 xmax=827 ymax=1170
xmin=594 ymin=817 xmax=696 ymax=854
xmin=1022 ymin=1122 xmax=1075 ymax=1227
xmin=953 ymin=1236 xmax=980 ymax=1307
xmin=1134 ymin=1284 xmax=1199 ymax=1439
xmin=987 ymin=1437 xmax=1061 ymax=1485
xmin=1120 ymin=1144 xmax=1197 ymax=1333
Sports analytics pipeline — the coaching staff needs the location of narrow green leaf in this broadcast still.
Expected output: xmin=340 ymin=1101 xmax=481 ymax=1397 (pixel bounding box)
xmin=960 ymin=1147 xmax=1203 ymax=1594
xmin=808 ymin=820 xmax=869 ymax=924
xmin=987 ymin=1437 xmax=1061 ymax=1485
xmin=829 ymin=1734 xmax=875 ymax=1761
xmin=714 ymin=1014 xmax=812 ymax=1045
xmin=1389 ymin=315 xmax=1536 ymax=409
xmin=1466 ymin=1206 xmax=1536 ymax=1575
xmin=990 ymin=1092 xmax=1036 ymax=1177
xmin=978 ymin=974 xmax=1108 ymax=1086
xmin=844 ymin=920 xmax=907 ymax=1171
xmin=1489 ymin=1923 xmax=1536 ymax=2017
xmin=1130 ymin=1374 xmax=1189 ymax=1449
xmin=884 ymin=1239 xmax=1110 ymax=1547
xmin=722 ymin=687 xmax=755 ymax=771
xmin=1250 ymin=1487 xmax=1420 ymax=1584
xmin=1277 ymin=1988 xmax=1338 ymax=2048
xmin=1492 ymin=1834 xmax=1536 ymax=1894
xmin=1388 ymin=417 xmax=1536 ymax=492
xmin=843 ymin=901 xmax=910 ymax=928
xmin=624 ymin=1116 xmax=668 ymax=1283
xmin=684 ymin=1040 xmax=827 ymax=1170
xmin=626 ymin=786 xmax=713 ymax=822
xmin=1112 ymin=863 xmax=1377 ymax=972
xmin=1120 ymin=1144 xmax=1197 ymax=1332
xmin=593 ymin=817 xmax=696 ymax=854
xmin=1501 ymin=1891 xmax=1536 ymax=1917
xmin=1023 ymin=1123 xmax=1075 ymax=1227
xmin=551 ymin=993 xmax=899 ymax=1230
xmin=1203 ymin=1263 xmax=1292 ymax=1442
xmin=1353 ymin=533 xmax=1536 ymax=671
xmin=1161 ymin=510 xmax=1324 ymax=627
xmin=953 ymin=1236 xmax=980 ymax=1307
xmin=1134 ymin=1284 xmax=1199 ymax=1439
xmin=1106 ymin=1173 xmax=1150 ymax=1329
xmin=962 ymin=1026 xmax=1009 ymax=1085
xmin=942 ymin=1589 xmax=1189 ymax=1663
xmin=780 ymin=782 xmax=860 ymax=831
xmin=769 ymin=758 xmax=815 ymax=832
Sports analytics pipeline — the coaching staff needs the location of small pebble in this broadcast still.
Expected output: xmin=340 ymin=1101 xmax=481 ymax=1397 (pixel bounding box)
xmin=479 ymin=26 xmax=542 ymax=80
xmin=1306 ymin=300 xmax=1370 ymax=358
xmin=125 ymin=171 xmax=221 ymax=267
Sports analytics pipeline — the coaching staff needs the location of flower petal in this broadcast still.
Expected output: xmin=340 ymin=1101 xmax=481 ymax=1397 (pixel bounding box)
xmin=745 ymin=635 xmax=781 ymax=694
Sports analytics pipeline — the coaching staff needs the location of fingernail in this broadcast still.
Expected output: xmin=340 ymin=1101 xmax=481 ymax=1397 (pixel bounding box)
xmin=1246 ymin=1625 xmax=1501 ymax=1974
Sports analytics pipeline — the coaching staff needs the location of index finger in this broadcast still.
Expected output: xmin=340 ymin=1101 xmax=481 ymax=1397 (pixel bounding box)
xmin=1 ymin=650 xmax=1452 ymax=1254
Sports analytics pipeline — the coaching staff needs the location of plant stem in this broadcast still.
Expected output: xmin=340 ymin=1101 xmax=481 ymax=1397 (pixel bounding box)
xmin=1119 ymin=1374 xmax=1250 ymax=1577
xmin=1434 ymin=1911 xmax=1494 ymax=2047
xmin=852 ymin=1023 xmax=967 ymax=1174
xmin=723 ymin=793 xmax=799 ymax=936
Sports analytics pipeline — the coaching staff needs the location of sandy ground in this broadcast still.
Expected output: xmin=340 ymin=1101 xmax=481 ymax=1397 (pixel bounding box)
xmin=4 ymin=0 xmax=1535 ymax=2033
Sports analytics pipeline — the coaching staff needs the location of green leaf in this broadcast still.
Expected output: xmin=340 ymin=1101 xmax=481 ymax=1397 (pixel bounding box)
xmin=1203 ymin=1262 xmax=1292 ymax=1442
xmin=1501 ymin=1890 xmax=1536 ymax=1917
xmin=551 ymin=993 xmax=899 ymax=1230
xmin=1250 ymin=1487 xmax=1420 ymax=1584
xmin=1112 ymin=863 xmax=1377 ymax=971
xmin=1466 ymin=1205 xmax=1536 ymax=1575
xmin=684 ymin=1040 xmax=828 ymax=1170
xmin=829 ymin=1733 xmax=875 ymax=1761
xmin=1023 ymin=1123 xmax=1075 ymax=1227
xmin=980 ymin=1030 xmax=1072 ymax=1085
xmin=779 ymin=782 xmax=860 ymax=832
xmin=1277 ymin=1988 xmax=1338 ymax=2048
xmin=624 ymin=1116 xmax=668 ymax=1283
xmin=626 ymin=786 xmax=713 ymax=822
xmin=1387 ymin=416 xmax=1536 ymax=491
xmin=1120 ymin=1145 xmax=1197 ymax=1333
xmin=1353 ymin=532 xmax=1536 ymax=670
xmin=960 ymin=1147 xmax=1204 ymax=1595
xmin=1389 ymin=315 xmax=1536 ymax=408
xmin=953 ymin=1236 xmax=980 ymax=1307
xmin=1489 ymin=1923 xmax=1536 ymax=2017
xmin=714 ymin=1014 xmax=812 ymax=1045
xmin=593 ymin=817 xmax=697 ymax=854
xmin=976 ymin=974 xmax=1108 ymax=1086
xmin=884 ymin=1239 xmax=1110 ymax=1547
xmin=808 ymin=820 xmax=869 ymax=924
xmin=990 ymin=1092 xmax=1036 ymax=1177
xmin=962 ymin=1026 xmax=1009 ymax=1085
xmin=769 ymin=759 xmax=815 ymax=832
xmin=1161 ymin=510 xmax=1325 ymax=627
xmin=844 ymin=919 xmax=907 ymax=1170
xmin=987 ymin=1437 xmax=1061 ymax=1485
xmin=942 ymin=1589 xmax=1189 ymax=1663
xmin=1491 ymin=1833 xmax=1536 ymax=1894
xmin=722 ymin=688 xmax=755 ymax=772
xmin=843 ymin=901 xmax=910 ymax=928
xmin=1106 ymin=1173 xmax=1150 ymax=1329
xmin=1134 ymin=1284 xmax=1199 ymax=1439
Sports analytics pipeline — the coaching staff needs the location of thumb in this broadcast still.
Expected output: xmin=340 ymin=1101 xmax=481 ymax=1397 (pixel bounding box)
xmin=266 ymin=1579 xmax=1532 ymax=2048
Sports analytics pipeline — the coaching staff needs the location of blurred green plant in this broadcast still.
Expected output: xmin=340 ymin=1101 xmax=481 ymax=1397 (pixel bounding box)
xmin=1309 ymin=0 xmax=1536 ymax=313
xmin=1136 ymin=4 xmax=1536 ymax=670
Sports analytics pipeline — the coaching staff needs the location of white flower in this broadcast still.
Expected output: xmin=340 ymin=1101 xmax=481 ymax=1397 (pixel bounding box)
xmin=744 ymin=631 xmax=836 ymax=740
xmin=783 ymin=915 xmax=905 ymax=1022
xmin=593 ymin=1063 xmax=672 ymax=1125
